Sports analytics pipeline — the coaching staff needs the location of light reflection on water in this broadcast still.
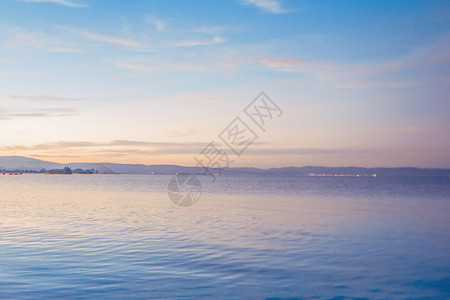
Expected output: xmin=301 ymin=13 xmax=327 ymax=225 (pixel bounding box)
xmin=0 ymin=175 xmax=449 ymax=298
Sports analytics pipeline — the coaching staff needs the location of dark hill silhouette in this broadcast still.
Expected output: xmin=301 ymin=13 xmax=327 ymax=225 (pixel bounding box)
xmin=1 ymin=156 xmax=449 ymax=177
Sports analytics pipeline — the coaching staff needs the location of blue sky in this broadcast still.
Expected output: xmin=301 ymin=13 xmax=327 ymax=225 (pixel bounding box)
xmin=0 ymin=0 xmax=449 ymax=167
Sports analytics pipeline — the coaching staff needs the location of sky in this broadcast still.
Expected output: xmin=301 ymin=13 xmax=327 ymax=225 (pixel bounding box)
xmin=0 ymin=0 xmax=449 ymax=168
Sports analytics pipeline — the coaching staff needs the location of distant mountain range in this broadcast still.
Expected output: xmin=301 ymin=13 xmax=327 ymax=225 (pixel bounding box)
xmin=1 ymin=156 xmax=450 ymax=177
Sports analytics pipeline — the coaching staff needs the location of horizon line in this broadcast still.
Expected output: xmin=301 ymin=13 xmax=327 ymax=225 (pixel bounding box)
xmin=1 ymin=155 xmax=449 ymax=170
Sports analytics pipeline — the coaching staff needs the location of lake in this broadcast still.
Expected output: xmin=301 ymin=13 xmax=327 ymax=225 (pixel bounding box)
xmin=1 ymin=175 xmax=449 ymax=299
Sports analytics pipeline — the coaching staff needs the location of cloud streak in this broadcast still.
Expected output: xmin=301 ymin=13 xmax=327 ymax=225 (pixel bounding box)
xmin=329 ymin=36 xmax=450 ymax=88
xmin=4 ymin=95 xmax=83 ymax=102
xmin=242 ymin=0 xmax=287 ymax=14
xmin=145 ymin=16 xmax=165 ymax=31
xmin=0 ymin=140 xmax=206 ymax=155
xmin=0 ymin=139 xmax=383 ymax=156
xmin=115 ymin=61 xmax=206 ymax=72
xmin=336 ymin=81 xmax=419 ymax=88
xmin=82 ymin=31 xmax=150 ymax=50
xmin=4 ymin=29 xmax=83 ymax=53
xmin=0 ymin=108 xmax=78 ymax=120
xmin=172 ymin=36 xmax=225 ymax=47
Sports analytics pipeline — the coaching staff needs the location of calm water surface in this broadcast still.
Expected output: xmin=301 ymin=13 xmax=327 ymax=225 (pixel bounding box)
xmin=0 ymin=175 xmax=449 ymax=299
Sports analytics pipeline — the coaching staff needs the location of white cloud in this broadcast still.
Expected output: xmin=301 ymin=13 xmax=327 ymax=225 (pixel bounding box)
xmin=115 ymin=61 xmax=206 ymax=72
xmin=16 ymin=0 xmax=87 ymax=8
xmin=82 ymin=32 xmax=148 ymax=49
xmin=4 ymin=29 xmax=83 ymax=53
xmin=258 ymin=57 xmax=341 ymax=72
xmin=114 ymin=62 xmax=147 ymax=71
xmin=145 ymin=17 xmax=165 ymax=31
xmin=4 ymin=95 xmax=83 ymax=102
xmin=336 ymin=81 xmax=419 ymax=89
xmin=172 ymin=35 xmax=225 ymax=47
xmin=52 ymin=47 xmax=84 ymax=53
xmin=242 ymin=0 xmax=287 ymax=14
xmin=56 ymin=27 xmax=154 ymax=51
xmin=0 ymin=108 xmax=78 ymax=120
xmin=326 ymin=36 xmax=450 ymax=88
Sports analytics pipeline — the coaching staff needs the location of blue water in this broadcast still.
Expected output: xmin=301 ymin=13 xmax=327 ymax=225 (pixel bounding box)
xmin=0 ymin=175 xmax=449 ymax=299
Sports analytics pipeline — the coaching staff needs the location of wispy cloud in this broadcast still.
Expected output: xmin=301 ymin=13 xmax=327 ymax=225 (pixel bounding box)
xmin=62 ymin=26 xmax=224 ymax=52
xmin=259 ymin=57 xmax=343 ymax=72
xmin=82 ymin=31 xmax=150 ymax=50
xmin=4 ymin=29 xmax=83 ymax=53
xmin=180 ymin=95 xmax=238 ymax=103
xmin=4 ymin=95 xmax=83 ymax=102
xmin=51 ymin=47 xmax=83 ymax=53
xmin=0 ymin=108 xmax=78 ymax=120
xmin=115 ymin=53 xmax=335 ymax=74
xmin=376 ymin=39 xmax=450 ymax=73
xmin=244 ymin=147 xmax=385 ymax=156
xmin=242 ymin=0 xmax=287 ymax=14
xmin=258 ymin=57 xmax=312 ymax=72
xmin=0 ymin=140 xmax=205 ymax=155
xmin=166 ymin=130 xmax=198 ymax=138
xmin=145 ymin=16 xmax=165 ymax=31
xmin=114 ymin=62 xmax=147 ymax=71
xmin=16 ymin=0 xmax=87 ymax=8
xmin=336 ymin=81 xmax=420 ymax=89
xmin=139 ymin=92 xmax=240 ymax=104
xmin=330 ymin=35 xmax=450 ymax=88
xmin=0 ymin=140 xmax=387 ymax=159
xmin=172 ymin=36 xmax=225 ymax=47
xmin=115 ymin=61 xmax=206 ymax=72
xmin=214 ymin=54 xmax=341 ymax=72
